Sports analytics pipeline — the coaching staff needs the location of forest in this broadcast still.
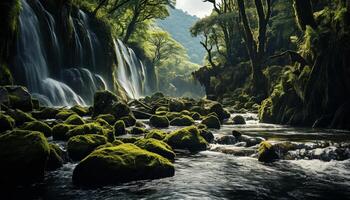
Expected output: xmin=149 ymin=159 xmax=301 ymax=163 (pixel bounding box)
xmin=0 ymin=0 xmax=350 ymax=199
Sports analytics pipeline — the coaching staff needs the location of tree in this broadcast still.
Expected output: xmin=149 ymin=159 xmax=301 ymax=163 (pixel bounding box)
xmin=236 ymin=0 xmax=272 ymax=99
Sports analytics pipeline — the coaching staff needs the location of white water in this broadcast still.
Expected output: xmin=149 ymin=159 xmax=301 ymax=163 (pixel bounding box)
xmin=114 ymin=39 xmax=148 ymax=99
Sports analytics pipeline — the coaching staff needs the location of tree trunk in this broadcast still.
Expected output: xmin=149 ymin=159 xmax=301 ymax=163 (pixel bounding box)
xmin=123 ymin=10 xmax=139 ymax=43
xmin=293 ymin=0 xmax=317 ymax=30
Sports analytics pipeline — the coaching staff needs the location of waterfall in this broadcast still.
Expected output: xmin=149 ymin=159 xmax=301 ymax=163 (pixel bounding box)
xmin=14 ymin=0 xmax=108 ymax=106
xmin=114 ymin=39 xmax=148 ymax=99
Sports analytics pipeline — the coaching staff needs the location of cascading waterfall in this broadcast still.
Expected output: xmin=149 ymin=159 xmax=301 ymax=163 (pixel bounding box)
xmin=114 ymin=39 xmax=148 ymax=99
xmin=15 ymin=0 xmax=108 ymax=106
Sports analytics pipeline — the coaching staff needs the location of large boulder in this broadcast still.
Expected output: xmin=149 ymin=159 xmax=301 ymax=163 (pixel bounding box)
xmin=145 ymin=129 xmax=167 ymax=140
xmin=21 ymin=121 xmax=52 ymax=137
xmin=209 ymin=103 xmax=230 ymax=121
xmin=258 ymin=141 xmax=279 ymax=163
xmin=92 ymin=90 xmax=119 ymax=117
xmin=72 ymin=144 xmax=175 ymax=186
xmin=170 ymin=115 xmax=194 ymax=126
xmin=5 ymin=86 xmax=33 ymax=111
xmin=114 ymin=120 xmax=126 ymax=136
xmin=164 ymin=126 xmax=208 ymax=152
xmin=0 ymin=130 xmax=50 ymax=186
xmin=135 ymin=138 xmax=175 ymax=161
xmin=201 ymin=115 xmax=221 ymax=129
xmin=0 ymin=113 xmax=15 ymax=133
xmin=232 ymin=115 xmax=246 ymax=125
xmin=7 ymin=109 xmax=36 ymax=126
xmin=64 ymin=114 xmax=85 ymax=125
xmin=150 ymin=115 xmax=169 ymax=128
xmin=32 ymin=107 xmax=60 ymax=120
xmin=66 ymin=123 xmax=113 ymax=142
xmin=52 ymin=123 xmax=76 ymax=140
xmin=169 ymin=99 xmax=186 ymax=112
xmin=70 ymin=105 xmax=89 ymax=116
xmin=67 ymin=134 xmax=108 ymax=161
xmin=46 ymin=143 xmax=64 ymax=171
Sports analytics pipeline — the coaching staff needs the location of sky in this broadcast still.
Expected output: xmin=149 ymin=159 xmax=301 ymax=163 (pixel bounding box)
xmin=175 ymin=0 xmax=213 ymax=18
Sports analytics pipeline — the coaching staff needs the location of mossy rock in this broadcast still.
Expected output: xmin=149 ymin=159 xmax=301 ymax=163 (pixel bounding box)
xmin=150 ymin=115 xmax=169 ymax=128
xmin=7 ymin=109 xmax=36 ymax=126
xmin=92 ymin=90 xmax=119 ymax=117
xmin=0 ymin=130 xmax=50 ymax=186
xmin=180 ymin=110 xmax=191 ymax=116
xmin=6 ymin=86 xmax=33 ymax=112
xmin=258 ymin=141 xmax=279 ymax=163
xmin=21 ymin=121 xmax=52 ymax=137
xmin=72 ymin=144 xmax=175 ymax=186
xmin=201 ymin=115 xmax=221 ymax=129
xmin=199 ymin=128 xmax=214 ymax=143
xmin=46 ymin=143 xmax=64 ymax=171
xmin=67 ymin=134 xmax=108 ymax=161
xmin=145 ymin=129 xmax=167 ymax=140
xmin=151 ymin=92 xmax=165 ymax=101
xmin=191 ymin=112 xmax=201 ymax=120
xmin=164 ymin=126 xmax=208 ymax=152
xmin=165 ymin=112 xmax=182 ymax=121
xmin=114 ymin=120 xmax=126 ymax=136
xmin=64 ymin=114 xmax=85 ymax=125
xmin=95 ymin=118 xmax=113 ymax=130
xmin=232 ymin=115 xmax=246 ymax=125
xmin=96 ymin=114 xmax=116 ymax=125
xmin=52 ymin=123 xmax=76 ymax=140
xmin=170 ymin=115 xmax=194 ymax=126
xmin=70 ymin=105 xmax=89 ymax=116
xmin=66 ymin=123 xmax=107 ymax=139
xmin=209 ymin=103 xmax=230 ymax=121
xmin=131 ymin=127 xmax=147 ymax=135
xmin=55 ymin=109 xmax=75 ymax=120
xmin=117 ymin=137 xmax=141 ymax=143
xmin=113 ymin=102 xmax=132 ymax=118
xmin=32 ymin=107 xmax=60 ymax=120
xmin=0 ymin=113 xmax=15 ymax=133
xmin=190 ymin=106 xmax=207 ymax=115
xmin=135 ymin=138 xmax=175 ymax=161
xmin=119 ymin=115 xmax=136 ymax=127
xmin=156 ymin=106 xmax=168 ymax=113
xmin=169 ymin=99 xmax=186 ymax=112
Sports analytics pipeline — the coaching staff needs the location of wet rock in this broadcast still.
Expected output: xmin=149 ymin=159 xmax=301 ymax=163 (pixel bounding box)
xmin=117 ymin=137 xmax=142 ymax=144
xmin=240 ymin=135 xmax=265 ymax=147
xmin=190 ymin=106 xmax=207 ymax=116
xmin=0 ymin=113 xmax=15 ymax=133
xmin=215 ymin=135 xmax=237 ymax=145
xmin=232 ymin=115 xmax=246 ymax=125
xmin=199 ymin=128 xmax=214 ymax=143
xmin=32 ymin=107 xmax=60 ymax=120
xmin=130 ymin=127 xmax=147 ymax=135
xmin=201 ymin=115 xmax=221 ymax=129
xmin=145 ymin=129 xmax=167 ymax=140
xmin=232 ymin=130 xmax=242 ymax=138
xmin=72 ymin=144 xmax=175 ymax=186
xmin=66 ymin=123 xmax=112 ymax=141
xmin=92 ymin=90 xmax=119 ymax=117
xmin=0 ymin=130 xmax=50 ymax=186
xmin=150 ymin=115 xmax=169 ymax=128
xmin=166 ymin=112 xmax=182 ymax=121
xmin=64 ymin=114 xmax=85 ymax=125
xmin=170 ymin=115 xmax=194 ymax=126
xmin=5 ymin=86 xmax=33 ymax=111
xmin=67 ymin=134 xmax=108 ymax=161
xmin=0 ymin=87 xmax=9 ymax=106
xmin=119 ymin=115 xmax=136 ymax=127
xmin=7 ymin=109 xmax=36 ymax=126
xmin=114 ymin=120 xmax=126 ymax=136
xmin=135 ymin=138 xmax=176 ymax=161
xmin=169 ymin=99 xmax=186 ymax=112
xmin=164 ymin=126 xmax=208 ymax=152
xmin=209 ymin=103 xmax=230 ymax=121
xmin=191 ymin=112 xmax=201 ymax=120
xmin=55 ymin=109 xmax=75 ymax=120
xmin=52 ymin=123 xmax=75 ymax=140
xmin=21 ymin=121 xmax=52 ymax=137
xmin=70 ymin=105 xmax=89 ymax=116
xmin=211 ymin=146 xmax=256 ymax=156
xmin=96 ymin=114 xmax=116 ymax=125
xmin=46 ymin=143 xmax=64 ymax=171
xmin=258 ymin=141 xmax=279 ymax=163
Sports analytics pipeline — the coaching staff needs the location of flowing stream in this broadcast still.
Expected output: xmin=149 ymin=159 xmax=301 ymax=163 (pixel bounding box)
xmin=12 ymin=114 xmax=350 ymax=200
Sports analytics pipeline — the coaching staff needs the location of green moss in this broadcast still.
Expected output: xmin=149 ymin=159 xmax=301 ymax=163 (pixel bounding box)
xmin=258 ymin=141 xmax=279 ymax=163
xmin=72 ymin=143 xmax=175 ymax=186
xmin=165 ymin=112 xmax=182 ymax=121
xmin=130 ymin=127 xmax=147 ymax=135
xmin=114 ymin=120 xmax=126 ymax=136
xmin=96 ymin=114 xmax=116 ymax=125
xmin=21 ymin=121 xmax=52 ymax=137
xmin=52 ymin=123 xmax=76 ymax=141
xmin=64 ymin=114 xmax=85 ymax=125
xmin=135 ymin=138 xmax=175 ymax=161
xmin=180 ymin=110 xmax=191 ymax=116
xmin=150 ymin=115 xmax=169 ymax=128
xmin=164 ymin=126 xmax=208 ymax=152
xmin=7 ymin=109 xmax=36 ymax=126
xmin=117 ymin=137 xmax=142 ymax=143
xmin=70 ymin=105 xmax=89 ymax=116
xmin=0 ymin=113 xmax=15 ymax=133
xmin=169 ymin=99 xmax=186 ymax=112
xmin=32 ymin=107 xmax=60 ymax=120
xmin=145 ymin=129 xmax=167 ymax=140
xmin=95 ymin=118 xmax=113 ymax=130
xmin=198 ymin=128 xmax=214 ymax=143
xmin=67 ymin=134 xmax=108 ymax=161
xmin=190 ymin=106 xmax=207 ymax=115
xmin=201 ymin=115 xmax=221 ymax=129
xmin=155 ymin=111 xmax=167 ymax=115
xmin=0 ymin=130 xmax=50 ymax=185
xmin=170 ymin=115 xmax=194 ymax=126
xmin=65 ymin=123 xmax=109 ymax=140
xmin=156 ymin=106 xmax=169 ymax=112
xmin=55 ymin=109 xmax=75 ymax=120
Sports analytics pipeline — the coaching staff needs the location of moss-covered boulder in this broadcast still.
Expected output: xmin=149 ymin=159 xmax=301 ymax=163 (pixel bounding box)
xmin=32 ymin=107 xmax=60 ymax=120
xmin=117 ymin=137 xmax=141 ymax=144
xmin=119 ymin=115 xmax=136 ymax=127
xmin=21 ymin=121 xmax=52 ymax=137
xmin=7 ymin=109 xmax=36 ymax=126
xmin=135 ymin=138 xmax=175 ymax=161
xmin=131 ymin=127 xmax=147 ymax=135
xmin=199 ymin=128 xmax=214 ymax=143
xmin=170 ymin=115 xmax=194 ymax=126
xmin=55 ymin=109 xmax=75 ymax=120
xmin=166 ymin=112 xmax=182 ymax=121
xmin=67 ymin=134 xmax=108 ymax=161
xmin=0 ymin=130 xmax=50 ymax=185
xmin=201 ymin=115 xmax=221 ymax=129
xmin=164 ymin=126 xmax=208 ymax=152
xmin=92 ymin=90 xmax=119 ymax=117
xmin=145 ymin=129 xmax=167 ymax=140
xmin=96 ymin=114 xmax=116 ymax=125
xmin=114 ymin=120 xmax=126 ymax=136
xmin=169 ymin=99 xmax=186 ymax=112
xmin=190 ymin=106 xmax=207 ymax=116
xmin=6 ymin=86 xmax=33 ymax=112
xmin=209 ymin=103 xmax=230 ymax=121
xmin=66 ymin=123 xmax=107 ymax=139
xmin=113 ymin=102 xmax=132 ymax=118
xmin=232 ymin=115 xmax=246 ymax=125
xmin=52 ymin=123 xmax=75 ymax=140
xmin=150 ymin=115 xmax=169 ymax=128
xmin=70 ymin=105 xmax=89 ymax=116
xmin=46 ymin=143 xmax=64 ymax=171
xmin=72 ymin=144 xmax=175 ymax=186
xmin=0 ymin=113 xmax=15 ymax=133
xmin=258 ymin=141 xmax=279 ymax=163
xmin=156 ymin=106 xmax=169 ymax=113
xmin=64 ymin=114 xmax=85 ymax=125
xmin=191 ymin=112 xmax=201 ymax=120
